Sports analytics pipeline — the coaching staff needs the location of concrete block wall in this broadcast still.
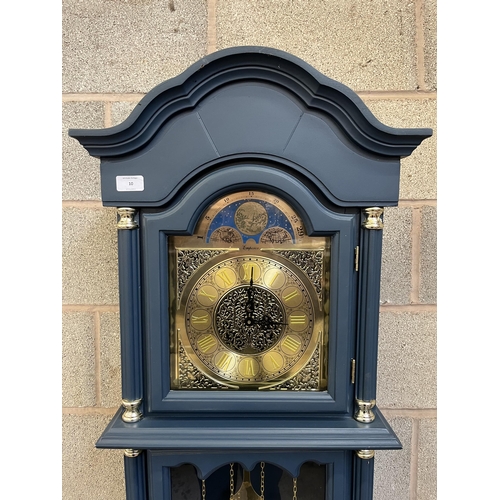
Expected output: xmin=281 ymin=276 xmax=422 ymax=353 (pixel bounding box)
xmin=62 ymin=1 xmax=436 ymax=499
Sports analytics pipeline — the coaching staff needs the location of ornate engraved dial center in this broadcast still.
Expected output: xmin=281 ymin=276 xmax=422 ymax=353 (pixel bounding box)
xmin=215 ymin=285 xmax=285 ymax=354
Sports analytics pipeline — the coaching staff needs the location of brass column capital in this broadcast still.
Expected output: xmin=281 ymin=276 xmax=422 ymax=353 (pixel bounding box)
xmin=362 ymin=207 xmax=384 ymax=230
xmin=117 ymin=207 xmax=138 ymax=229
xmin=124 ymin=449 xmax=142 ymax=458
xmin=356 ymin=450 xmax=375 ymax=460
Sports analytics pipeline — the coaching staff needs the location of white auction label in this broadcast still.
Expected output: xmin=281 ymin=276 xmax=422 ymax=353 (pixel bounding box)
xmin=116 ymin=175 xmax=144 ymax=192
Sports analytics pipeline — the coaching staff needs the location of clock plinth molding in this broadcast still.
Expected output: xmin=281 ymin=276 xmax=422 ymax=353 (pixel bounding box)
xmin=69 ymin=46 xmax=432 ymax=500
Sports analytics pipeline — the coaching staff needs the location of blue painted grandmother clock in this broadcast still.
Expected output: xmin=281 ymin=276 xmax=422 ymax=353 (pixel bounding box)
xmin=69 ymin=47 xmax=432 ymax=500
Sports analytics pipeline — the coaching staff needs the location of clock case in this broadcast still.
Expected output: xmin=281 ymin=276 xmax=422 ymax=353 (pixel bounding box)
xmin=69 ymin=47 xmax=432 ymax=499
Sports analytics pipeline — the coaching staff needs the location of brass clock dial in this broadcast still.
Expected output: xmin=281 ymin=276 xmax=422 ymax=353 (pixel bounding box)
xmin=170 ymin=191 xmax=329 ymax=391
xmin=178 ymin=251 xmax=321 ymax=388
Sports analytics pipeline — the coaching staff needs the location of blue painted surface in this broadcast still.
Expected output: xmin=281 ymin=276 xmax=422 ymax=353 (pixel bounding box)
xmin=68 ymin=47 xmax=432 ymax=208
xmin=68 ymin=47 xmax=432 ymax=499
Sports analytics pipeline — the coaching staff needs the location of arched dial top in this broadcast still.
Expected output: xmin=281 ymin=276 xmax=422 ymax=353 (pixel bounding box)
xmin=198 ymin=190 xmax=306 ymax=247
xmin=178 ymin=251 xmax=322 ymax=389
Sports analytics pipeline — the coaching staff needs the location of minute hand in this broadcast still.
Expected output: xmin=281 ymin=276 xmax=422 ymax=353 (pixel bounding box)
xmin=255 ymin=315 xmax=287 ymax=328
xmin=244 ymin=268 xmax=255 ymax=326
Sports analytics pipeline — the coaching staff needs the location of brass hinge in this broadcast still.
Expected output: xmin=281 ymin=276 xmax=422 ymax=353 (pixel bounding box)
xmin=354 ymin=246 xmax=359 ymax=272
xmin=351 ymin=359 xmax=356 ymax=384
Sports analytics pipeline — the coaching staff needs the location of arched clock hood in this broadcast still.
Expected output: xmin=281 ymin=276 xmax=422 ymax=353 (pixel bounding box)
xmin=69 ymin=46 xmax=432 ymax=208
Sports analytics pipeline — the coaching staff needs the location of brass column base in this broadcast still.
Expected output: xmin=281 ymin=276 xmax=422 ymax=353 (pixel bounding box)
xmin=122 ymin=398 xmax=143 ymax=423
xmin=354 ymin=399 xmax=376 ymax=423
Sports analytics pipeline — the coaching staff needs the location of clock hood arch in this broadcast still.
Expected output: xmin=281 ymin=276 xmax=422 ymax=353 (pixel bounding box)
xmin=150 ymin=163 xmax=357 ymax=237
xmin=69 ymin=46 xmax=432 ymax=208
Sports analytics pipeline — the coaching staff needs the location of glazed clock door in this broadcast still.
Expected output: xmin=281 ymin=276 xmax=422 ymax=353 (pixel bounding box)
xmin=171 ymin=191 xmax=327 ymax=391
xmin=142 ymin=187 xmax=358 ymax=415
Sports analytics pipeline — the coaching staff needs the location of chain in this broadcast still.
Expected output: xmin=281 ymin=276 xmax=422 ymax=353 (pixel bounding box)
xmin=202 ymin=479 xmax=206 ymax=500
xmin=229 ymin=463 xmax=240 ymax=500
xmin=260 ymin=462 xmax=265 ymax=499
xmin=230 ymin=463 xmax=235 ymax=497
xmin=292 ymin=477 xmax=298 ymax=500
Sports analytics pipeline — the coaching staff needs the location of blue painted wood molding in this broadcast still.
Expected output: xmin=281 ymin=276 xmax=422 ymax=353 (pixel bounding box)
xmin=68 ymin=46 xmax=432 ymax=208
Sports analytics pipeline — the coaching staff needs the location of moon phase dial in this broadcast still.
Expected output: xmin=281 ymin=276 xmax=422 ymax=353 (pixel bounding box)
xmin=179 ymin=251 xmax=322 ymax=388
